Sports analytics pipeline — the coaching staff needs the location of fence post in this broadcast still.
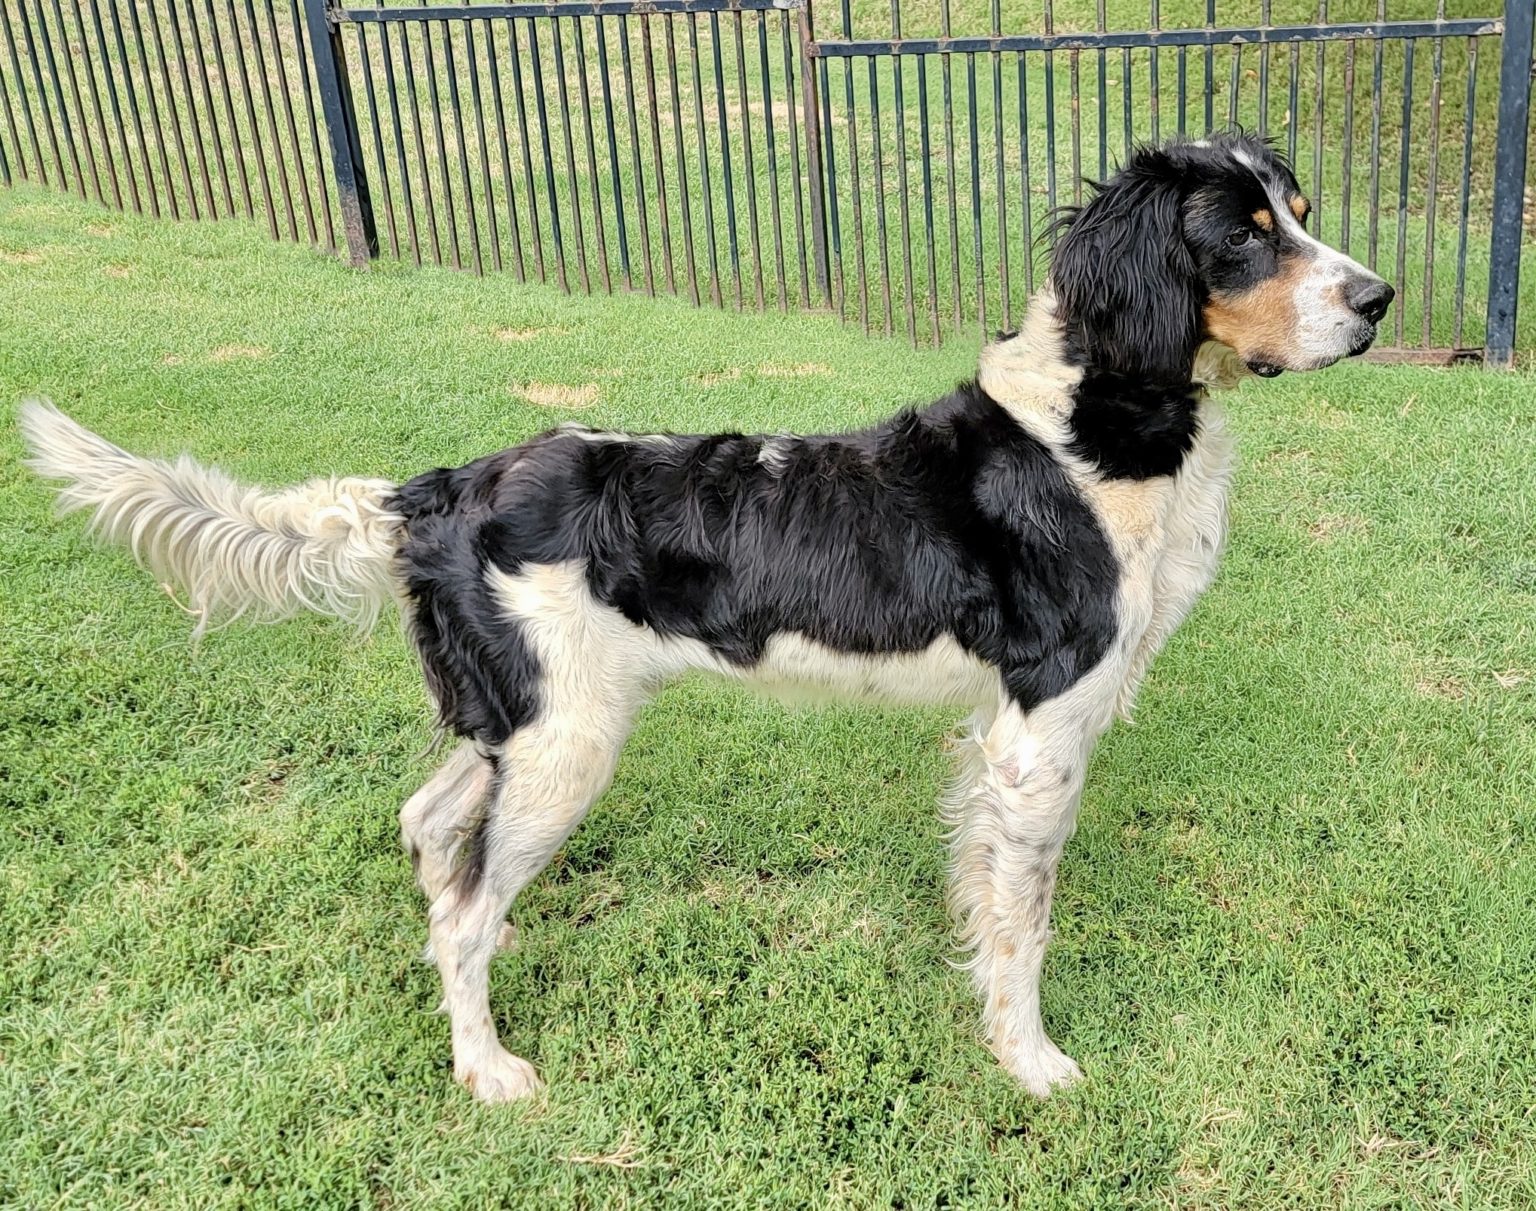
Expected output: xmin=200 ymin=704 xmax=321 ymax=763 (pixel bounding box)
xmin=795 ymin=0 xmax=830 ymax=307
xmin=302 ymin=0 xmax=376 ymax=266
xmin=1487 ymin=0 xmax=1534 ymax=368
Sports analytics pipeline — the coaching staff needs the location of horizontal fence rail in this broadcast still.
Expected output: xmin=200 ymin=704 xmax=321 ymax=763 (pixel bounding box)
xmin=0 ymin=1 xmax=1531 ymax=366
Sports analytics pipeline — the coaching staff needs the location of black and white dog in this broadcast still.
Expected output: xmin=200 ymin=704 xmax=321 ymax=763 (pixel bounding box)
xmin=22 ymin=134 xmax=1392 ymax=1103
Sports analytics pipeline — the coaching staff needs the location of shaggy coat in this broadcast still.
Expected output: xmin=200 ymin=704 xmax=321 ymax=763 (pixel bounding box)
xmin=22 ymin=134 xmax=1393 ymax=1102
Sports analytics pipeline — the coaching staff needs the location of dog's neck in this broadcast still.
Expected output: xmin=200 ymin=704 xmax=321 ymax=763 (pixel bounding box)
xmin=978 ymin=292 xmax=1248 ymax=480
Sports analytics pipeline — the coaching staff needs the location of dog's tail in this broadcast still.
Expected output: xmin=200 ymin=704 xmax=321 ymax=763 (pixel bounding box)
xmin=19 ymin=399 xmax=402 ymax=634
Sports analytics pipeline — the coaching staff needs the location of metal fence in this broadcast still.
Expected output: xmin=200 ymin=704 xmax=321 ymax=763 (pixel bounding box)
xmin=2 ymin=1 xmax=1532 ymax=366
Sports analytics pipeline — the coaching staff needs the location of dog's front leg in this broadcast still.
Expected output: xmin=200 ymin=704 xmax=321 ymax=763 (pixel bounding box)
xmin=945 ymin=691 xmax=1107 ymax=1096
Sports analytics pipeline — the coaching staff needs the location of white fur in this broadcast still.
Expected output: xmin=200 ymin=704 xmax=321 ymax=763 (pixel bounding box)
xmin=18 ymin=399 xmax=400 ymax=634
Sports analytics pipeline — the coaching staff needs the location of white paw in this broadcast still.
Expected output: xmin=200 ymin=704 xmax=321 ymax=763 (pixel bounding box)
xmin=999 ymin=1037 xmax=1083 ymax=1098
xmin=457 ymin=1046 xmax=543 ymax=1104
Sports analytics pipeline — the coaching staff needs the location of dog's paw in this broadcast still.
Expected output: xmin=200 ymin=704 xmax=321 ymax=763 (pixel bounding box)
xmin=999 ymin=1037 xmax=1083 ymax=1098
xmin=457 ymin=1046 xmax=543 ymax=1104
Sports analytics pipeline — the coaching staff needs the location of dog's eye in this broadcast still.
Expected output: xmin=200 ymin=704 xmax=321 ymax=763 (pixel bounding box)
xmin=1226 ymin=227 xmax=1253 ymax=248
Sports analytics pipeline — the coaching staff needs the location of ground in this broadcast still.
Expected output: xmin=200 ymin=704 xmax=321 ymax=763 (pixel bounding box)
xmin=2 ymin=184 xmax=1535 ymax=1208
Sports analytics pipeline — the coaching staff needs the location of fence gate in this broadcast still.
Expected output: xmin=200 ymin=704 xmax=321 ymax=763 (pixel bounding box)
xmin=1 ymin=1 xmax=1532 ymax=366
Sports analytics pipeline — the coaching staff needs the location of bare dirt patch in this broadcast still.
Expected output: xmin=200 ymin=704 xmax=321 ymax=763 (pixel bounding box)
xmin=515 ymin=381 xmax=599 ymax=409
xmin=1414 ymin=675 xmax=1466 ymax=701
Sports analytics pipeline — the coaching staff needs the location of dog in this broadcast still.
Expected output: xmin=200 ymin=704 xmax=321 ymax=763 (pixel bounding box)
xmin=21 ymin=133 xmax=1392 ymax=1103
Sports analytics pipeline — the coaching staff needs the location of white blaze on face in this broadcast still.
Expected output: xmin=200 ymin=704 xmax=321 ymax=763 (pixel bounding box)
xmin=1235 ymin=146 xmax=1389 ymax=369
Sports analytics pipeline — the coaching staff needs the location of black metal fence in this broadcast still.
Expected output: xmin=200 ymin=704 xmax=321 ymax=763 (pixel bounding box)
xmin=2 ymin=1 xmax=1532 ymax=366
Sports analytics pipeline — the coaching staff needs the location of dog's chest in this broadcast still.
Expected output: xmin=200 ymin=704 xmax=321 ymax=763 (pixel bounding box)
xmin=1081 ymin=406 xmax=1235 ymax=625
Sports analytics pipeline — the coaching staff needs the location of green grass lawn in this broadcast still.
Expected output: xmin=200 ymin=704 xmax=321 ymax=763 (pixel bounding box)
xmin=3 ymin=182 xmax=1536 ymax=1208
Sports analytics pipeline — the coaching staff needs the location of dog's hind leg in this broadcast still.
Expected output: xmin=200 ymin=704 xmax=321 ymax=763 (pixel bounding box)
xmin=427 ymin=704 xmax=635 ymax=1103
xmin=400 ymin=741 xmax=491 ymax=903
xmin=400 ymin=742 xmax=522 ymax=953
xmin=945 ymin=678 xmax=1119 ymax=1097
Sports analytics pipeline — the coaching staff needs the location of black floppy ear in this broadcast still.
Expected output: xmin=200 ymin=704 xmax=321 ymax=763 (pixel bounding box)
xmin=1048 ymin=152 xmax=1200 ymax=383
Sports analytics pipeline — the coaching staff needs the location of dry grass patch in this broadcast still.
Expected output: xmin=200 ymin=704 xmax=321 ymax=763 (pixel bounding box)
xmin=1307 ymin=513 xmax=1371 ymax=542
xmin=208 ymin=343 xmax=270 ymax=363
xmin=103 ymin=263 xmax=133 ymax=279
xmin=490 ymin=325 xmax=566 ymax=342
xmin=695 ymin=362 xmax=832 ymax=386
xmin=515 ymin=381 xmax=599 ymax=409
xmin=0 ymin=248 xmax=43 ymax=265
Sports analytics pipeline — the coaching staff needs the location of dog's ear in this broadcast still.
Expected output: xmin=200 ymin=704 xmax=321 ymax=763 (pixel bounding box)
xmin=1048 ymin=152 xmax=1200 ymax=383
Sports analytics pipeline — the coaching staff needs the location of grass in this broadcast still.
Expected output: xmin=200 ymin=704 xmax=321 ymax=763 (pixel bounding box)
xmin=3 ymin=181 xmax=1536 ymax=1209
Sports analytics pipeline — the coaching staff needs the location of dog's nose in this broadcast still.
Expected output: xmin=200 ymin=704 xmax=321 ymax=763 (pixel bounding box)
xmin=1346 ymin=277 xmax=1395 ymax=324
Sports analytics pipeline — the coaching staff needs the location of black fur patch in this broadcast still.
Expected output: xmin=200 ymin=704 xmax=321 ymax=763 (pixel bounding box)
xmin=390 ymin=386 xmax=1120 ymax=743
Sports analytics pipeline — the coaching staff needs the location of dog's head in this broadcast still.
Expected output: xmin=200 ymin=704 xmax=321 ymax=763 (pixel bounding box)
xmin=1049 ymin=133 xmax=1393 ymax=383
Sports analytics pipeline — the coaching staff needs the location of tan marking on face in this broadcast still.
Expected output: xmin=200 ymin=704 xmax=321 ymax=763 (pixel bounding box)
xmin=1202 ymin=253 xmax=1310 ymax=362
xmin=1251 ymin=208 xmax=1273 ymax=231
xmin=1289 ymin=195 xmax=1309 ymax=221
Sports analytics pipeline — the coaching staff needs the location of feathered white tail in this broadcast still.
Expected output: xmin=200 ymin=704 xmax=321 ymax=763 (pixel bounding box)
xmin=19 ymin=399 xmax=402 ymax=634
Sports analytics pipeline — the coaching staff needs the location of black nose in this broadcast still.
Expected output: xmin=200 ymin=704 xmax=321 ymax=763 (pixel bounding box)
xmin=1346 ymin=277 xmax=1395 ymax=324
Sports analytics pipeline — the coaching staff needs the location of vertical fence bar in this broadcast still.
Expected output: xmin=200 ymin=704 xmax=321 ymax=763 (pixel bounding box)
xmin=993 ymin=0 xmax=1009 ymax=332
xmin=60 ymin=0 xmax=111 ymax=206
xmin=246 ymin=0 xmax=296 ymax=236
xmin=1311 ymin=0 xmax=1325 ymax=234
xmin=466 ymin=21 xmax=500 ymax=275
xmin=918 ymin=52 xmax=938 ymax=343
xmin=423 ymin=23 xmax=462 ymax=269
xmin=508 ymin=17 xmax=546 ymax=280
xmin=1340 ymin=39 xmax=1353 ymax=252
xmin=527 ymin=18 xmax=569 ymax=290
xmin=145 ymin=0 xmax=198 ymax=217
xmin=666 ymin=15 xmax=700 ymax=305
xmin=798 ymin=0 xmax=829 ymax=307
xmin=1421 ymin=9 xmax=1443 ymax=348
xmin=1203 ymin=0 xmax=1214 ymax=132
xmin=1487 ymin=0 xmax=1535 ymax=367
xmin=292 ymin=0 xmax=337 ymax=249
xmin=400 ymin=22 xmax=441 ymax=264
xmin=485 ymin=21 xmax=526 ymax=281
xmin=182 ymin=0 xmax=230 ymax=217
xmin=941 ymin=0 xmax=960 ymax=327
xmin=891 ymin=5 xmax=917 ymax=343
xmin=1094 ymin=0 xmax=1105 ymax=181
xmin=711 ymin=11 xmax=741 ymax=308
xmin=620 ymin=15 xmax=653 ymax=295
xmin=966 ymin=52 xmax=983 ymax=337
xmin=643 ymin=16 xmax=673 ymax=295
xmin=573 ymin=17 xmax=611 ymax=293
xmin=35 ymin=0 xmax=86 ymax=198
xmin=0 ymin=8 xmax=35 ymax=183
xmin=1392 ymin=39 xmax=1413 ymax=347
xmin=734 ymin=12 xmax=763 ymax=310
xmin=818 ymin=49 xmax=842 ymax=314
xmin=380 ymin=22 xmax=419 ymax=265
xmin=1258 ymin=0 xmax=1271 ymax=135
xmin=302 ymin=0 xmax=375 ymax=264
xmin=1017 ymin=52 xmax=1032 ymax=296
xmin=757 ymin=12 xmax=783 ymax=309
xmin=20 ymin=0 xmax=70 ymax=192
xmin=1453 ymin=37 xmax=1477 ymax=348
xmin=866 ymin=36 xmax=891 ymax=334
xmin=596 ymin=17 xmax=632 ymax=290
xmin=113 ymin=0 xmax=162 ymax=216
xmin=1149 ymin=0 xmax=1160 ymax=143
xmin=442 ymin=23 xmax=482 ymax=275
xmin=163 ymin=0 xmax=213 ymax=216
xmin=1044 ymin=0 xmax=1057 ymax=211
xmin=205 ymin=0 xmax=251 ymax=219
xmin=780 ymin=10 xmax=807 ymax=307
xmin=687 ymin=12 xmax=721 ymax=306
xmin=1367 ymin=1 xmax=1384 ymax=270
xmin=263 ymin=0 xmax=319 ymax=243
xmin=356 ymin=23 xmax=399 ymax=260
xmin=128 ymin=0 xmax=177 ymax=217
